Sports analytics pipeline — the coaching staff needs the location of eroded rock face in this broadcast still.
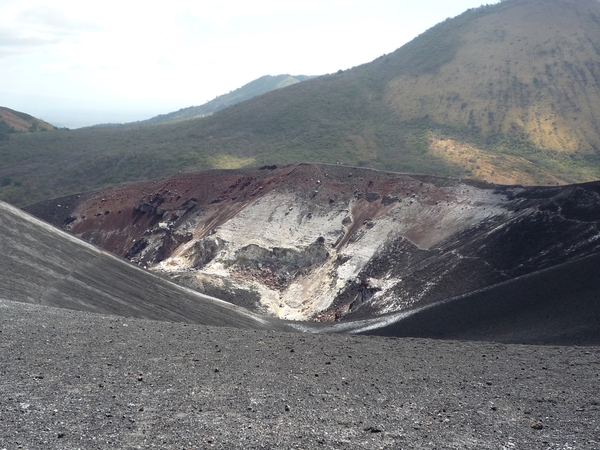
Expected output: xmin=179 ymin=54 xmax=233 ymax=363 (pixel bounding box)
xmin=25 ymin=164 xmax=600 ymax=321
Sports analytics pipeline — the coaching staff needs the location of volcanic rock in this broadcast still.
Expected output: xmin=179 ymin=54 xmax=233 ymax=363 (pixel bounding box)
xmin=24 ymin=164 xmax=600 ymax=324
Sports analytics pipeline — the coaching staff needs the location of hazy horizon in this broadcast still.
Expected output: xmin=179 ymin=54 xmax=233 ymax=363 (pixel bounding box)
xmin=1 ymin=0 xmax=499 ymax=128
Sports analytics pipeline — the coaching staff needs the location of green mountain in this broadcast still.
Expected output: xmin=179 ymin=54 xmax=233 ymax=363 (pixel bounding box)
xmin=3 ymin=0 xmax=600 ymax=206
xmin=139 ymin=74 xmax=314 ymax=125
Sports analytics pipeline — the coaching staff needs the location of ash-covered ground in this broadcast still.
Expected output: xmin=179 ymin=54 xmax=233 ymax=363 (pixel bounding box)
xmin=1 ymin=300 xmax=599 ymax=450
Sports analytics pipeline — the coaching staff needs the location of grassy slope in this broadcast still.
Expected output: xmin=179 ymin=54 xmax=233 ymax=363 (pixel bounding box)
xmin=3 ymin=0 xmax=600 ymax=206
xmin=0 ymin=107 xmax=55 ymax=134
xmin=384 ymin=0 xmax=600 ymax=183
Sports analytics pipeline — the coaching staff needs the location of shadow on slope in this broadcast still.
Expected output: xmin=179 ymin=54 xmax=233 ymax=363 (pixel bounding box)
xmin=336 ymin=253 xmax=600 ymax=345
xmin=0 ymin=200 xmax=290 ymax=331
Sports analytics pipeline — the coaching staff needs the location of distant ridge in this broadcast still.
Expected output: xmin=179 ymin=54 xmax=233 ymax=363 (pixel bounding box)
xmin=138 ymin=74 xmax=314 ymax=125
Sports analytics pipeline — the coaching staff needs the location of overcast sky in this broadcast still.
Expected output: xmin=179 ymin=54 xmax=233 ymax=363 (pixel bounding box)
xmin=0 ymin=0 xmax=498 ymax=128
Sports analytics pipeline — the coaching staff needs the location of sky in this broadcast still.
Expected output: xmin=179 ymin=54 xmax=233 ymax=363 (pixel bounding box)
xmin=0 ymin=0 xmax=499 ymax=128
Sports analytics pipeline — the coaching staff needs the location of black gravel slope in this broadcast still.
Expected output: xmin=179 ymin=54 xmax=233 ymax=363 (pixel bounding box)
xmin=0 ymin=200 xmax=290 ymax=331
xmin=1 ymin=300 xmax=599 ymax=449
xmin=336 ymin=252 xmax=600 ymax=345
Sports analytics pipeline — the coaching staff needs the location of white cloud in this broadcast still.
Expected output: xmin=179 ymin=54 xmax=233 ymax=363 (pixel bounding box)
xmin=0 ymin=2 xmax=102 ymax=58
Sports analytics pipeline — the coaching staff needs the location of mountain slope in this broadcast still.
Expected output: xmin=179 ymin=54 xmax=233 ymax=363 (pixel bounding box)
xmin=384 ymin=0 xmax=600 ymax=176
xmin=139 ymin=74 xmax=314 ymax=125
xmin=182 ymin=0 xmax=600 ymax=182
xmin=4 ymin=0 xmax=600 ymax=206
xmin=0 ymin=106 xmax=55 ymax=135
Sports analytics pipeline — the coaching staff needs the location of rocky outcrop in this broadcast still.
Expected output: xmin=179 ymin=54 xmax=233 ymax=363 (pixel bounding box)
xmin=25 ymin=164 xmax=600 ymax=321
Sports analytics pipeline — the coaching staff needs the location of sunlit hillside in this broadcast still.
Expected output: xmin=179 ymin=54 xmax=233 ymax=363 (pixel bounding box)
xmin=383 ymin=0 xmax=600 ymax=181
xmin=0 ymin=107 xmax=55 ymax=135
